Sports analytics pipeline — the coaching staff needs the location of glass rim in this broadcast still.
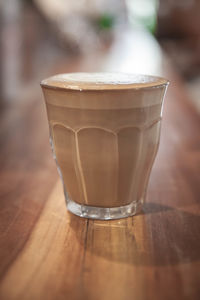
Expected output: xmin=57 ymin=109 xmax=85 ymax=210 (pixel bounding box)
xmin=40 ymin=72 xmax=169 ymax=92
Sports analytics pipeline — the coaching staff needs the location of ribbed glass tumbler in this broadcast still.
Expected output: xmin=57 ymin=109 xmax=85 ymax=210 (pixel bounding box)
xmin=41 ymin=73 xmax=168 ymax=220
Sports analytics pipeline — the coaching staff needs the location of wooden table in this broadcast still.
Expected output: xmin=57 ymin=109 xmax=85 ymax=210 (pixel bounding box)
xmin=0 ymin=39 xmax=200 ymax=300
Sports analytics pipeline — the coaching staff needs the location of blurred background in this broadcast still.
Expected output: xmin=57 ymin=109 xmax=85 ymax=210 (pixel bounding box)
xmin=0 ymin=0 xmax=199 ymax=109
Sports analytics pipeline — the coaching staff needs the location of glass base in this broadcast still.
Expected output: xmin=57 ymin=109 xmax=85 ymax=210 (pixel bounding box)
xmin=66 ymin=198 xmax=142 ymax=220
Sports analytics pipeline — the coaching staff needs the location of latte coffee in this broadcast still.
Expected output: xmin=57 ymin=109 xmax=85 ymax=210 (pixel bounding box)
xmin=41 ymin=72 xmax=168 ymax=219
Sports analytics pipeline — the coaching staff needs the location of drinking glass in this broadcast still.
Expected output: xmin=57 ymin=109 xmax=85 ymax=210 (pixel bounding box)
xmin=41 ymin=73 xmax=168 ymax=220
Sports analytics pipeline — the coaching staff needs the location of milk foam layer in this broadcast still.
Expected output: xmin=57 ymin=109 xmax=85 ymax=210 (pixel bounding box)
xmin=41 ymin=72 xmax=168 ymax=90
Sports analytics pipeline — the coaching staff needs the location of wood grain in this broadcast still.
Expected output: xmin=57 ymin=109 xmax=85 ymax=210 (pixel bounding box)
xmin=0 ymin=60 xmax=200 ymax=300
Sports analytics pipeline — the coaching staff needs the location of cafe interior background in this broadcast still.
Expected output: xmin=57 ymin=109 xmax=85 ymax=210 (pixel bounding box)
xmin=0 ymin=0 xmax=200 ymax=108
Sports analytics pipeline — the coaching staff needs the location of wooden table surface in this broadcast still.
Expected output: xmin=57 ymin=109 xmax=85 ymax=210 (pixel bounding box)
xmin=0 ymin=40 xmax=200 ymax=300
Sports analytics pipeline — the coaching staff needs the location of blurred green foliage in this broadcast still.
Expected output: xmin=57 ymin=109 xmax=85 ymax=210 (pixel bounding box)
xmin=96 ymin=14 xmax=115 ymax=30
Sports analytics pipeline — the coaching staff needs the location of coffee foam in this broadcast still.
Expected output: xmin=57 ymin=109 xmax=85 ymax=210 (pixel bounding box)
xmin=41 ymin=72 xmax=168 ymax=91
